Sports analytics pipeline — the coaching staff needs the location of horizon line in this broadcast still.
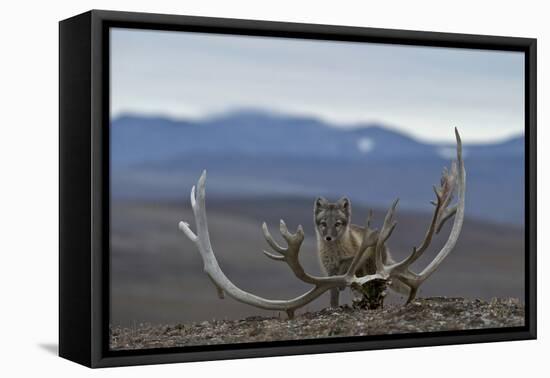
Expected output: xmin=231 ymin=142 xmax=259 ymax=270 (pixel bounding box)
xmin=110 ymin=107 xmax=525 ymax=145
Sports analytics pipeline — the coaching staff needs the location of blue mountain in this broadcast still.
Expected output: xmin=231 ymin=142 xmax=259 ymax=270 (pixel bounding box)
xmin=110 ymin=110 xmax=525 ymax=225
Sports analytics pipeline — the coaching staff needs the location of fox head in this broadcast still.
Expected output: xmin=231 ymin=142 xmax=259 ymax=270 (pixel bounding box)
xmin=314 ymin=197 xmax=351 ymax=242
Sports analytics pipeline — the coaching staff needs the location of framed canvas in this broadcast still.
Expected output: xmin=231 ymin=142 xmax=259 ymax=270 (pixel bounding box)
xmin=59 ymin=10 xmax=537 ymax=368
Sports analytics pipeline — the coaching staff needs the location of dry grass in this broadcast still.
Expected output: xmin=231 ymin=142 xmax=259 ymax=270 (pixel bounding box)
xmin=110 ymin=297 xmax=524 ymax=351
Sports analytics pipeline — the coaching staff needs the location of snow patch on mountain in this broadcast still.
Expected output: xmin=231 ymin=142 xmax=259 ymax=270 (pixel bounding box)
xmin=357 ymin=137 xmax=375 ymax=154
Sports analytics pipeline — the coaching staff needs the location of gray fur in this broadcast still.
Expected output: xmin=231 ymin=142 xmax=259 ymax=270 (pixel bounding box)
xmin=314 ymin=197 xmax=409 ymax=307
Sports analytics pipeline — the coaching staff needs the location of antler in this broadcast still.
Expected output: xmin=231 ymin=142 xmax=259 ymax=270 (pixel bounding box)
xmin=179 ymin=128 xmax=465 ymax=316
xmin=179 ymin=171 xmax=383 ymax=318
xmin=369 ymin=128 xmax=466 ymax=302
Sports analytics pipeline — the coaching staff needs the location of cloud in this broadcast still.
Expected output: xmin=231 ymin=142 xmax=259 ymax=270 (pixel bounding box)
xmin=111 ymin=28 xmax=524 ymax=143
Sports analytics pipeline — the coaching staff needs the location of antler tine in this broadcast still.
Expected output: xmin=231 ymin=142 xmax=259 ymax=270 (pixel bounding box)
xmin=193 ymin=170 xmax=214 ymax=252
xmin=381 ymin=199 xmax=399 ymax=242
xmin=261 ymin=220 xmax=305 ymax=261
xmin=178 ymin=221 xmax=197 ymax=243
xmin=436 ymin=205 xmax=458 ymax=234
xmin=190 ymin=185 xmax=197 ymax=210
xmin=279 ymin=221 xmax=305 ymax=250
xmin=279 ymin=219 xmax=292 ymax=240
xmin=391 ymin=190 xmax=443 ymax=270
xmin=366 ymin=209 xmax=373 ymax=228
xmin=264 ymin=221 xmax=322 ymax=283
xmin=261 ymin=222 xmax=287 ymax=256
xmin=178 ymin=180 xmax=201 ymax=242
xmin=374 ymin=199 xmax=398 ymax=271
xmin=346 ymin=217 xmax=380 ymax=276
xmin=262 ymin=250 xmax=286 ymax=261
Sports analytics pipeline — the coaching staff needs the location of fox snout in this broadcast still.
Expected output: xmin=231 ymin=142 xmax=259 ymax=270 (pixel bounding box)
xmin=321 ymin=229 xmax=340 ymax=242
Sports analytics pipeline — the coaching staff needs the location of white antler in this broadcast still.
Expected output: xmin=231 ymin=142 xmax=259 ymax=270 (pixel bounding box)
xmin=369 ymin=128 xmax=466 ymax=302
xmin=179 ymin=128 xmax=465 ymax=315
xmin=179 ymin=171 xmax=383 ymax=318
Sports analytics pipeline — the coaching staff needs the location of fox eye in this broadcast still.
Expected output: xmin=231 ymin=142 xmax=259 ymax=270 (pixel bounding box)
xmin=320 ymin=221 xmax=327 ymax=228
xmin=335 ymin=221 xmax=343 ymax=227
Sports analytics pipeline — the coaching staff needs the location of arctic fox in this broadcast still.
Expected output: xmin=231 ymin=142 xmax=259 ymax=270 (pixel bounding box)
xmin=314 ymin=196 xmax=408 ymax=307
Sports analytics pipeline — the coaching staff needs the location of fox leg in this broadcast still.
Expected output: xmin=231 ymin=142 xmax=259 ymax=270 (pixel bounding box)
xmin=330 ymin=288 xmax=339 ymax=307
xmin=337 ymin=261 xmax=350 ymax=292
xmin=328 ymin=266 xmax=341 ymax=307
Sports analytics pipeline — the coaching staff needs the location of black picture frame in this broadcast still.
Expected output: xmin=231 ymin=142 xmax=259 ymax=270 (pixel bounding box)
xmin=59 ymin=9 xmax=537 ymax=368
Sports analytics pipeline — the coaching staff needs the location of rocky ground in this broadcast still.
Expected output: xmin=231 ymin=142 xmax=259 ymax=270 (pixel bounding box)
xmin=110 ymin=297 xmax=525 ymax=351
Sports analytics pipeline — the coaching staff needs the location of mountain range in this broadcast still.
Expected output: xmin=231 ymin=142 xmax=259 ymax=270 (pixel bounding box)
xmin=110 ymin=109 xmax=525 ymax=225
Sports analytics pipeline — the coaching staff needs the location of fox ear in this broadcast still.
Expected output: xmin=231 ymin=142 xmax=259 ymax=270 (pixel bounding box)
xmin=337 ymin=197 xmax=351 ymax=215
xmin=314 ymin=197 xmax=329 ymax=213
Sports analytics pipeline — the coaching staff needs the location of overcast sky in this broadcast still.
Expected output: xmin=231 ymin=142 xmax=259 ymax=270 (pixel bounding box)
xmin=111 ymin=27 xmax=525 ymax=143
